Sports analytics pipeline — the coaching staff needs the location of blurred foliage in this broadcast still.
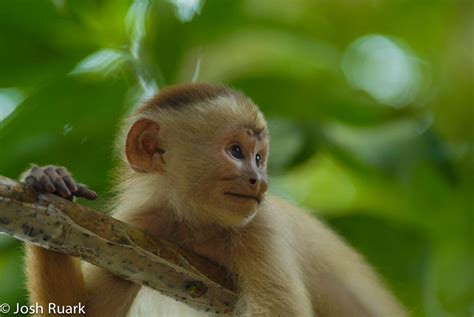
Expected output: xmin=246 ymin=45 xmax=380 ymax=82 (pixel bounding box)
xmin=0 ymin=0 xmax=473 ymax=316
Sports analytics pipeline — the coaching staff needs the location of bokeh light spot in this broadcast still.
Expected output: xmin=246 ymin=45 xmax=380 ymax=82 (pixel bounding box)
xmin=342 ymin=34 xmax=423 ymax=108
xmin=70 ymin=49 xmax=130 ymax=76
xmin=169 ymin=0 xmax=203 ymax=22
xmin=0 ymin=88 xmax=25 ymax=122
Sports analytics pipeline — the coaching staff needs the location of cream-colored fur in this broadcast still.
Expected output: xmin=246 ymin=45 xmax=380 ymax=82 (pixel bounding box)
xmin=115 ymin=193 xmax=405 ymax=317
xmin=128 ymin=288 xmax=207 ymax=317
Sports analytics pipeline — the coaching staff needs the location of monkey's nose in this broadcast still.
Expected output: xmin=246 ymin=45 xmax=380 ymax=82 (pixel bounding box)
xmin=248 ymin=177 xmax=264 ymax=192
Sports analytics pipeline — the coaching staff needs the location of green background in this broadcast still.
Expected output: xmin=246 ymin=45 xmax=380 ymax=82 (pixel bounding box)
xmin=0 ymin=0 xmax=472 ymax=316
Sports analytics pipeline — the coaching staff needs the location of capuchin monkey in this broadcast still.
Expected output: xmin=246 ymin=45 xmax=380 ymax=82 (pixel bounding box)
xmin=21 ymin=84 xmax=406 ymax=317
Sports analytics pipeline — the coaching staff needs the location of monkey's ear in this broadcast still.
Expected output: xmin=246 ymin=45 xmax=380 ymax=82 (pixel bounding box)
xmin=125 ymin=119 xmax=163 ymax=173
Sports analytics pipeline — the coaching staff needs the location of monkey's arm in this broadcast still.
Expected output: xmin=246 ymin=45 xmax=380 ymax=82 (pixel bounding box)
xmin=25 ymin=245 xmax=87 ymax=315
xmin=21 ymin=166 xmax=88 ymax=315
xmin=25 ymin=246 xmax=140 ymax=317
xmin=21 ymin=166 xmax=140 ymax=317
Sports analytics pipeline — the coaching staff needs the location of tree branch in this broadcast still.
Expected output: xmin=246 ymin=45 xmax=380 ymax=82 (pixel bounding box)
xmin=0 ymin=176 xmax=237 ymax=315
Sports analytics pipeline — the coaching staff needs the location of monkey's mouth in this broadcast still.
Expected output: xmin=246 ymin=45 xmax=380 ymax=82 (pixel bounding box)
xmin=224 ymin=192 xmax=261 ymax=203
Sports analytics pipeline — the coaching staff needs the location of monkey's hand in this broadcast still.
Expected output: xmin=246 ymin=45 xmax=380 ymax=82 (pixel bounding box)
xmin=21 ymin=165 xmax=97 ymax=201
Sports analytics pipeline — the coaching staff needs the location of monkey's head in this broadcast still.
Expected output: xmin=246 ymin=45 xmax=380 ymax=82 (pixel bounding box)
xmin=124 ymin=84 xmax=269 ymax=227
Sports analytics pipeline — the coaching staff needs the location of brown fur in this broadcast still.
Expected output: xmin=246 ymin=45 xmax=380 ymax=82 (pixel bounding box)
xmin=24 ymin=246 xmax=86 ymax=316
xmin=23 ymin=84 xmax=406 ymax=317
xmin=138 ymin=83 xmax=236 ymax=112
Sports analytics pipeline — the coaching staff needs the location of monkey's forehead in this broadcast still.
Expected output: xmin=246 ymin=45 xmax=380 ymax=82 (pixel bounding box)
xmin=136 ymin=84 xmax=268 ymax=136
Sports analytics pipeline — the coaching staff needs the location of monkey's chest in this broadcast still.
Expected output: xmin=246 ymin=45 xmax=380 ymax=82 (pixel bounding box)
xmin=128 ymin=287 xmax=213 ymax=317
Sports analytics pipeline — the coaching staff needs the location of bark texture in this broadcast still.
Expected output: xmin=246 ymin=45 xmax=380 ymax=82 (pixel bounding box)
xmin=0 ymin=176 xmax=237 ymax=315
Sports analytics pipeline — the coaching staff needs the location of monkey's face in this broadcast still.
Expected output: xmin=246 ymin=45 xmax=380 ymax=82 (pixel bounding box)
xmin=180 ymin=127 xmax=269 ymax=226
xmin=220 ymin=128 xmax=269 ymax=209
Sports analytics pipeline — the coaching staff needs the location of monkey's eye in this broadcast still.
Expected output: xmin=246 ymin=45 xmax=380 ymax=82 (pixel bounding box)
xmin=230 ymin=145 xmax=244 ymax=159
xmin=255 ymin=154 xmax=262 ymax=167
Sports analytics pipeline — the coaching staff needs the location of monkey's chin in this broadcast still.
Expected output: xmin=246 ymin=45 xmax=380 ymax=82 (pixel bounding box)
xmin=217 ymin=195 xmax=259 ymax=227
xmin=215 ymin=208 xmax=257 ymax=228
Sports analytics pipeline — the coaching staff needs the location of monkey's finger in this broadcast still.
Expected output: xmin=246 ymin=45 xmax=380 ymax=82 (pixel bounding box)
xmin=75 ymin=185 xmax=98 ymax=200
xmin=24 ymin=175 xmax=37 ymax=187
xmin=38 ymin=175 xmax=56 ymax=193
xmin=25 ymin=175 xmax=53 ymax=192
xmin=25 ymin=167 xmax=55 ymax=192
xmin=56 ymin=167 xmax=79 ymax=193
xmin=29 ymin=166 xmax=45 ymax=182
xmin=62 ymin=176 xmax=78 ymax=194
xmin=44 ymin=167 xmax=71 ymax=198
